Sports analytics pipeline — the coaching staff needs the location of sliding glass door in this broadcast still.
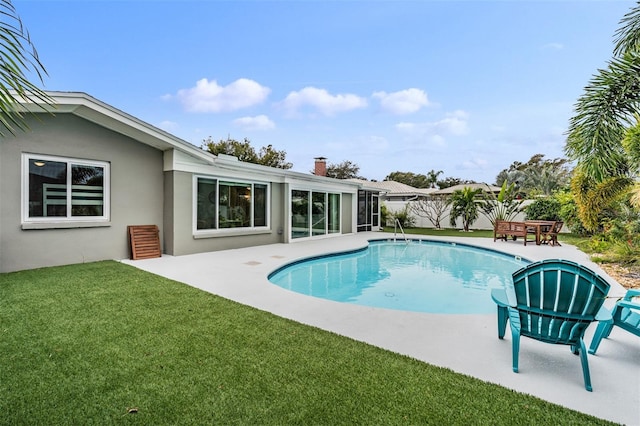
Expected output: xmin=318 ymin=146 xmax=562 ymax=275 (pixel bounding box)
xmin=291 ymin=190 xmax=341 ymax=239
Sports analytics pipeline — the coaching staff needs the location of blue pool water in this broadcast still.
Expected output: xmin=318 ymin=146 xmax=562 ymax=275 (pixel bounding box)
xmin=268 ymin=240 xmax=529 ymax=314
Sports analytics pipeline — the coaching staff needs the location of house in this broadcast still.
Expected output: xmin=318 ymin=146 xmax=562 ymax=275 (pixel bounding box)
xmin=353 ymin=180 xmax=437 ymax=202
xmin=430 ymin=183 xmax=502 ymax=195
xmin=0 ymin=92 xmax=380 ymax=273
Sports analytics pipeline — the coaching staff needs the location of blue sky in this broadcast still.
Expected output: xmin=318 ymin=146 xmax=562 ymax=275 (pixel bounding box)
xmin=16 ymin=0 xmax=636 ymax=183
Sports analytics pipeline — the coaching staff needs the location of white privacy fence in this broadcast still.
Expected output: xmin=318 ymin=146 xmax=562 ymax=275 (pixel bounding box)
xmin=383 ymin=199 xmax=535 ymax=231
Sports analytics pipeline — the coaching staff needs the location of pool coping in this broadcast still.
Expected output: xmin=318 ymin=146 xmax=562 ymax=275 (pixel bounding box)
xmin=267 ymin=238 xmax=531 ymax=314
xmin=122 ymin=232 xmax=639 ymax=425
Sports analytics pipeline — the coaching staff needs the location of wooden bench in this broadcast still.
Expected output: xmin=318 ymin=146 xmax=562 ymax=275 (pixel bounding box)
xmin=494 ymin=220 xmax=534 ymax=246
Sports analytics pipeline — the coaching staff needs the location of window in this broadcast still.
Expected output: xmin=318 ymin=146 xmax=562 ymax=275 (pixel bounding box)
xmin=328 ymin=193 xmax=341 ymax=234
xmin=23 ymin=154 xmax=109 ymax=222
xmin=291 ymin=189 xmax=341 ymax=239
xmin=291 ymin=190 xmax=310 ymax=239
xmin=357 ymin=190 xmax=379 ymax=232
xmin=195 ymin=177 xmax=269 ymax=233
xmin=312 ymin=192 xmax=326 ymax=236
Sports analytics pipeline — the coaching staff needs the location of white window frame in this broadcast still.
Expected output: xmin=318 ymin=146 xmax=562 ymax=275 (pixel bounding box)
xmin=290 ymin=188 xmax=342 ymax=241
xmin=193 ymin=175 xmax=271 ymax=237
xmin=21 ymin=153 xmax=111 ymax=225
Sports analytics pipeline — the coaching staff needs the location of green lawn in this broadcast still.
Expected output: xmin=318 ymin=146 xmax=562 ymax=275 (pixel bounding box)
xmin=0 ymin=261 xmax=612 ymax=425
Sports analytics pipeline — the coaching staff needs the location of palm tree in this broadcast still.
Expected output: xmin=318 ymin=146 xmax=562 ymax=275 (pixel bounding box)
xmin=449 ymin=187 xmax=482 ymax=232
xmin=1 ymin=0 xmax=52 ymax=136
xmin=426 ymin=169 xmax=443 ymax=189
xmin=565 ymin=2 xmax=640 ymax=229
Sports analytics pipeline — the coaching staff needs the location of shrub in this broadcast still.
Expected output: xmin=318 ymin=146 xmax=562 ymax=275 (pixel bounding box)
xmin=523 ymin=197 xmax=561 ymax=221
xmin=380 ymin=203 xmax=390 ymax=226
xmin=390 ymin=206 xmax=416 ymax=228
xmin=479 ymin=182 xmax=523 ymax=228
xmin=555 ymin=190 xmax=590 ymax=236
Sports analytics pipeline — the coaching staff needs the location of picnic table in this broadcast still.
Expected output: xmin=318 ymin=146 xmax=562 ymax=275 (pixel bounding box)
xmin=523 ymin=220 xmax=556 ymax=245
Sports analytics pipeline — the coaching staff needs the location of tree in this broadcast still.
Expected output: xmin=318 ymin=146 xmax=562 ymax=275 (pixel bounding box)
xmin=1 ymin=0 xmax=53 ymax=136
xmin=325 ymin=160 xmax=363 ymax=179
xmin=203 ymin=137 xmax=292 ymax=169
xmin=436 ymin=177 xmax=475 ymax=189
xmin=409 ymin=194 xmax=451 ymax=229
xmin=478 ymin=182 xmax=523 ymax=228
xmin=565 ymin=3 xmax=640 ymax=226
xmin=449 ymin=187 xmax=482 ymax=232
xmin=383 ymin=170 xmax=441 ymax=188
xmin=258 ymin=144 xmax=293 ymax=169
xmin=425 ymin=169 xmax=443 ymax=188
xmin=495 ymin=154 xmax=570 ymax=196
xmin=623 ymin=119 xmax=640 ymax=209
xmin=495 ymin=163 xmax=526 ymax=188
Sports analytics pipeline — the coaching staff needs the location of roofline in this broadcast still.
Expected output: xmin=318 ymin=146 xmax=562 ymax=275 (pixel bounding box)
xmin=17 ymin=91 xmax=215 ymax=165
xmin=14 ymin=91 xmax=371 ymax=189
xmin=212 ymin=154 xmax=363 ymax=188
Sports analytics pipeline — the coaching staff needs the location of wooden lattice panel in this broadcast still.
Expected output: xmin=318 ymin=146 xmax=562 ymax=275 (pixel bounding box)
xmin=128 ymin=225 xmax=161 ymax=260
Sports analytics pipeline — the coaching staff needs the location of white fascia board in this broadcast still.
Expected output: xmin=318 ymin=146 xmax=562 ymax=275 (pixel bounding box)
xmin=164 ymin=149 xmax=212 ymax=172
xmin=173 ymin=154 xmax=360 ymax=193
xmin=282 ymin=175 xmax=360 ymax=194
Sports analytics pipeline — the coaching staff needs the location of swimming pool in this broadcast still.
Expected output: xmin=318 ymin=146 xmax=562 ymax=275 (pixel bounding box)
xmin=268 ymin=239 xmax=530 ymax=314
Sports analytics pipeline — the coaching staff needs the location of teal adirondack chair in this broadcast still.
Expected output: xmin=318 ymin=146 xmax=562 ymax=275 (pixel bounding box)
xmin=589 ymin=289 xmax=640 ymax=355
xmin=491 ymin=259 xmax=610 ymax=391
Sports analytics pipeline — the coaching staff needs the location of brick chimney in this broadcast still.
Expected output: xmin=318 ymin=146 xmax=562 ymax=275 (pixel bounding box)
xmin=314 ymin=157 xmax=327 ymax=176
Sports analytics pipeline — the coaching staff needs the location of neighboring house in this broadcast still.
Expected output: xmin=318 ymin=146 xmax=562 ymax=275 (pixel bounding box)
xmin=0 ymin=92 xmax=380 ymax=273
xmin=430 ymin=183 xmax=502 ymax=195
xmin=350 ymin=180 xmax=436 ymax=226
xmin=355 ymin=180 xmax=437 ymax=202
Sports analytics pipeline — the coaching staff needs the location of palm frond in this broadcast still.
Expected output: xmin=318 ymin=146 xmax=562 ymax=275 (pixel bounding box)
xmin=0 ymin=0 xmax=54 ymax=136
xmin=622 ymin=118 xmax=640 ymax=171
xmin=614 ymin=1 xmax=640 ymax=56
xmin=630 ymin=182 xmax=640 ymax=209
xmin=571 ymin=171 xmax=633 ymax=231
xmin=565 ymin=53 xmax=640 ymax=181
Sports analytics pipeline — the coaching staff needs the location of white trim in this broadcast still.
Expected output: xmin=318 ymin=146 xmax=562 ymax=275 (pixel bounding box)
xmin=21 ymin=153 xmax=110 ymax=226
xmin=289 ymin=188 xmax=343 ymax=242
xmin=192 ymin=174 xmax=271 ymax=238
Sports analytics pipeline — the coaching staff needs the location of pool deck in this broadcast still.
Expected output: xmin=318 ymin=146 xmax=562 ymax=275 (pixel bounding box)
xmin=123 ymin=232 xmax=640 ymax=425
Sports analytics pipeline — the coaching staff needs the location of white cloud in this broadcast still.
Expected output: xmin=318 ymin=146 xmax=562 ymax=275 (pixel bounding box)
xmin=541 ymin=42 xmax=564 ymax=51
xmin=372 ymin=88 xmax=429 ymax=114
xmin=460 ymin=157 xmax=489 ymax=170
xmin=176 ymin=78 xmax=270 ymax=113
xmin=279 ymin=87 xmax=367 ymax=117
xmin=157 ymin=120 xmax=179 ymax=132
xmin=396 ymin=110 xmax=469 ymax=136
xmin=429 ymin=134 xmax=446 ymax=146
xmin=232 ymin=115 xmax=276 ymax=131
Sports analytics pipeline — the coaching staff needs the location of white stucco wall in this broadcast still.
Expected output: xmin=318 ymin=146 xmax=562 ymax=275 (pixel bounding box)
xmin=383 ymin=199 xmax=538 ymax=231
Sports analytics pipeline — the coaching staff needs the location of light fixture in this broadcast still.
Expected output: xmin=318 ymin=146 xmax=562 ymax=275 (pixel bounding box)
xmin=33 ymin=160 xmax=46 ymax=167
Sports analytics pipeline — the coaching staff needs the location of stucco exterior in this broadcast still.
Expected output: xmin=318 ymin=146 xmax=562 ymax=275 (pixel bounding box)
xmin=1 ymin=113 xmax=164 ymax=272
xmin=0 ymin=92 xmax=376 ymax=273
xmin=165 ymin=170 xmax=285 ymax=256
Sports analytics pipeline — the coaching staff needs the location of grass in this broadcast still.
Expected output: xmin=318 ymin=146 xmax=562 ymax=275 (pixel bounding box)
xmin=0 ymin=261 xmax=613 ymax=425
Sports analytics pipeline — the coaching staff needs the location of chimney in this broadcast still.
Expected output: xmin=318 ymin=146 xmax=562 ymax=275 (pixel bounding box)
xmin=314 ymin=157 xmax=327 ymax=176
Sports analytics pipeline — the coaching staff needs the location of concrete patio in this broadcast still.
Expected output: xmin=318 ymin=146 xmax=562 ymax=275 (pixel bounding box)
xmin=123 ymin=232 xmax=639 ymax=425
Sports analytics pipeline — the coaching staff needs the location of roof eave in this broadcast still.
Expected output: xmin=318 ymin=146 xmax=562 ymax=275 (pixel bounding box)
xmin=18 ymin=91 xmax=215 ymax=165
